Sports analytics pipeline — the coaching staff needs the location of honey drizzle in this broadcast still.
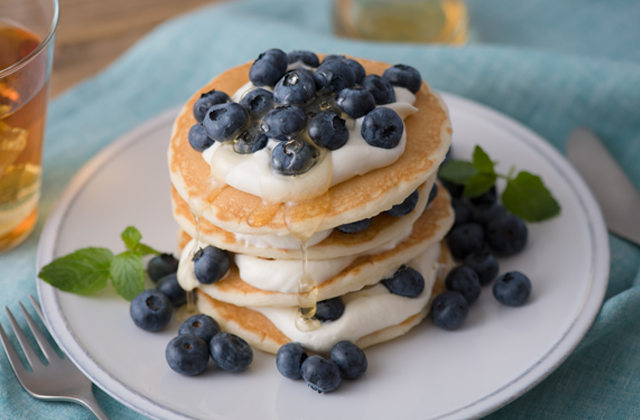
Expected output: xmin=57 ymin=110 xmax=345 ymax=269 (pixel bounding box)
xmin=247 ymin=201 xmax=282 ymax=228
xmin=176 ymin=215 xmax=202 ymax=322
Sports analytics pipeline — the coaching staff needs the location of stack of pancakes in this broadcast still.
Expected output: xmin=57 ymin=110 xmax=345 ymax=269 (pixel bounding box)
xmin=168 ymin=56 xmax=454 ymax=354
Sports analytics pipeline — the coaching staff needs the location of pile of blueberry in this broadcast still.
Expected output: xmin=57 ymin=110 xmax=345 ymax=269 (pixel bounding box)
xmin=188 ymin=49 xmax=423 ymax=176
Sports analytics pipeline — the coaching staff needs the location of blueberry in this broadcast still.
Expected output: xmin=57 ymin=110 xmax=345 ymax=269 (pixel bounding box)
xmin=382 ymin=265 xmax=425 ymax=298
xmin=273 ymin=70 xmax=317 ymax=106
xmin=192 ymin=89 xmax=230 ymax=123
xmin=330 ymin=341 xmax=367 ymax=379
xmin=322 ymin=54 xmax=345 ymax=63
xmin=239 ymin=88 xmax=274 ymax=118
xmin=301 ymin=355 xmax=342 ymax=393
xmin=486 ymin=214 xmax=528 ymax=256
xmin=210 ymin=332 xmax=253 ymax=372
xmin=431 ymin=291 xmax=469 ymax=330
xmin=148 ymin=253 xmax=179 ymax=283
xmin=321 ymin=55 xmax=365 ymax=83
xmin=314 ymin=60 xmax=356 ymax=93
xmin=288 ymin=50 xmax=319 ymax=67
xmin=386 ymin=189 xmax=419 ymax=217
xmin=188 ymin=123 xmax=214 ymax=153
xmin=362 ymin=74 xmax=396 ymax=105
xmin=179 ymin=314 xmax=221 ymax=343
xmin=270 ymin=138 xmax=320 ymax=176
xmin=130 ymin=290 xmax=172 ymax=332
xmin=447 ymin=223 xmax=485 ymax=260
xmin=470 ymin=186 xmax=497 ymax=207
xmin=166 ymin=334 xmax=209 ymax=376
xmin=193 ymin=245 xmax=230 ymax=285
xmin=493 ymin=271 xmax=531 ymax=306
xmin=315 ymin=298 xmax=345 ymax=322
xmin=308 ymin=112 xmax=349 ymax=151
xmin=427 ymin=183 xmax=438 ymax=206
xmin=337 ymin=218 xmax=371 ymax=234
xmin=361 ymin=107 xmax=404 ymax=149
xmin=451 ymin=198 xmax=472 ymax=227
xmin=156 ymin=273 xmax=187 ymax=307
xmin=234 ymin=123 xmax=269 ymax=154
xmin=440 ymin=179 xmax=463 ymax=198
xmin=276 ymin=342 xmax=308 ymax=379
xmin=471 ymin=202 xmax=507 ymax=227
xmin=382 ymin=64 xmax=422 ymax=93
xmin=463 ymin=248 xmax=499 ymax=285
xmin=445 ymin=266 xmax=481 ymax=304
xmin=249 ymin=48 xmax=288 ymax=87
xmin=335 ymin=87 xmax=376 ymax=119
xmin=262 ymin=105 xmax=308 ymax=140
xmin=203 ymin=102 xmax=249 ymax=142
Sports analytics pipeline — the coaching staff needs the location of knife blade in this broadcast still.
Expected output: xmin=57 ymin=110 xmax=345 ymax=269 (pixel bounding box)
xmin=566 ymin=127 xmax=640 ymax=245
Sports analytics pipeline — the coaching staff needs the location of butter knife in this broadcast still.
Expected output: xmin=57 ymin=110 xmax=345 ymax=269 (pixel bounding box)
xmin=566 ymin=127 xmax=640 ymax=245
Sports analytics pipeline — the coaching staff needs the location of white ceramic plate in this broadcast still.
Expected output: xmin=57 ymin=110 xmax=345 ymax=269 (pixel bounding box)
xmin=36 ymin=93 xmax=609 ymax=420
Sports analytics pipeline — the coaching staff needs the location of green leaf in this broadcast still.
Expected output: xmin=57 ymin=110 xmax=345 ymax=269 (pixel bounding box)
xmin=38 ymin=248 xmax=114 ymax=295
xmin=502 ymin=171 xmax=561 ymax=222
xmin=438 ymin=160 xmax=478 ymax=185
xmin=121 ymin=226 xmax=142 ymax=251
xmin=137 ymin=243 xmax=160 ymax=256
xmin=472 ymin=145 xmax=495 ymax=174
xmin=463 ymin=173 xmax=497 ymax=198
xmin=110 ymin=251 xmax=145 ymax=301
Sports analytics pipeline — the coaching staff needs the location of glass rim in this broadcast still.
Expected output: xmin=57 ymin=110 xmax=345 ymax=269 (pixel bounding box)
xmin=0 ymin=0 xmax=60 ymax=79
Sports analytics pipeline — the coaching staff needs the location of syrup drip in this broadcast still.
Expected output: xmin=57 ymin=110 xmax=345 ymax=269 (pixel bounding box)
xmin=247 ymin=201 xmax=282 ymax=228
xmin=177 ymin=215 xmax=202 ymax=322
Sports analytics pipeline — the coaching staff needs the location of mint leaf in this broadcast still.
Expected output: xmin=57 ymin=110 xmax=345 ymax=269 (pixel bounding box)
xmin=438 ymin=161 xmax=478 ymax=185
xmin=502 ymin=171 xmax=561 ymax=222
xmin=463 ymin=172 xmax=497 ymax=198
xmin=121 ymin=226 xmax=160 ymax=256
xmin=472 ymin=145 xmax=495 ymax=174
xmin=137 ymin=243 xmax=160 ymax=256
xmin=110 ymin=251 xmax=145 ymax=301
xmin=38 ymin=248 xmax=114 ymax=294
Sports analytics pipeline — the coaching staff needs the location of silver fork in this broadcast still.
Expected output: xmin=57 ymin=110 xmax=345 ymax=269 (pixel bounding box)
xmin=0 ymin=295 xmax=110 ymax=419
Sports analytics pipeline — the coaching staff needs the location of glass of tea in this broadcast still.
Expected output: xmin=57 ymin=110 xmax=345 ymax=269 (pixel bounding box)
xmin=0 ymin=0 xmax=58 ymax=252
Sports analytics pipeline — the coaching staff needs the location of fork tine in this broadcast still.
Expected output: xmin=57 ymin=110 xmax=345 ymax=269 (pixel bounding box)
xmin=28 ymin=295 xmax=45 ymax=323
xmin=19 ymin=302 xmax=56 ymax=362
xmin=0 ymin=321 xmax=31 ymax=381
xmin=5 ymin=307 xmax=41 ymax=369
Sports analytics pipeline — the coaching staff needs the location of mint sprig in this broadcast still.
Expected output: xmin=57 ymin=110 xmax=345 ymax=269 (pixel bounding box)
xmin=38 ymin=226 xmax=160 ymax=300
xmin=438 ymin=145 xmax=560 ymax=222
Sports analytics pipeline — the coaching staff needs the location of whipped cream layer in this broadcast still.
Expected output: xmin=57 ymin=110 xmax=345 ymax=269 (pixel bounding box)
xmin=234 ymin=227 xmax=333 ymax=250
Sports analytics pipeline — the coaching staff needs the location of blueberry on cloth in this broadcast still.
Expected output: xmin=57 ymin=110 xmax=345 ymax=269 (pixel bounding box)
xmin=301 ymin=355 xmax=342 ymax=393
xmin=337 ymin=218 xmax=371 ymax=234
xmin=210 ymin=332 xmax=253 ymax=372
xmin=308 ymin=111 xmax=349 ymax=151
xmin=427 ymin=183 xmax=438 ymax=206
xmin=287 ymin=50 xmax=320 ymax=67
xmin=270 ymin=138 xmax=320 ymax=176
xmin=431 ymin=291 xmax=469 ymax=330
xmin=315 ymin=297 xmax=345 ymax=322
xmin=193 ymin=245 xmax=230 ymax=285
xmin=249 ymin=48 xmax=288 ymax=87
xmin=192 ymin=89 xmax=230 ymax=123
xmin=463 ymin=248 xmax=499 ymax=286
xmin=156 ymin=273 xmax=187 ymax=307
xmin=188 ymin=123 xmax=215 ymax=153
xmin=233 ymin=123 xmax=269 ymax=154
xmin=314 ymin=60 xmax=356 ymax=93
xmin=331 ymin=341 xmax=367 ymax=379
xmin=274 ymin=70 xmax=317 ymax=106
xmin=130 ymin=290 xmax=172 ymax=332
xmin=493 ymin=271 xmax=531 ymax=306
xmin=382 ymin=64 xmax=422 ymax=93
xmin=361 ymin=107 xmax=404 ymax=149
xmin=361 ymin=74 xmax=396 ymax=105
xmin=261 ymin=105 xmax=308 ymax=141
xmin=203 ymin=102 xmax=249 ymax=142
xmin=486 ymin=213 xmax=528 ymax=256
xmin=386 ymin=189 xmax=419 ymax=217
xmin=239 ymin=88 xmax=274 ymax=118
xmin=469 ymin=185 xmax=497 ymax=207
xmin=382 ymin=265 xmax=425 ymax=298
xmin=179 ymin=314 xmax=221 ymax=343
xmin=471 ymin=202 xmax=507 ymax=227
xmin=447 ymin=222 xmax=485 ymax=260
xmin=147 ymin=253 xmax=179 ymax=283
xmin=445 ymin=266 xmax=481 ymax=305
xmin=276 ymin=342 xmax=308 ymax=379
xmin=166 ymin=334 xmax=209 ymax=376
xmin=451 ymin=197 xmax=472 ymax=227
xmin=335 ymin=87 xmax=376 ymax=119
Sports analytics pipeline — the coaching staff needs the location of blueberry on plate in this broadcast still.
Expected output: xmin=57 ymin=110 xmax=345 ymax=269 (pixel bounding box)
xmin=335 ymin=87 xmax=376 ymax=119
xmin=276 ymin=342 xmax=308 ymax=379
xmin=337 ymin=218 xmax=371 ymax=234
xmin=469 ymin=186 xmax=497 ymax=207
xmin=382 ymin=265 xmax=425 ymax=298
xmin=273 ymin=69 xmax=317 ymax=106
xmin=314 ymin=60 xmax=356 ymax=93
xmin=193 ymin=245 xmax=230 ymax=284
xmin=270 ymin=138 xmax=320 ymax=176
xmin=386 ymin=189 xmax=419 ymax=217
xmin=210 ymin=332 xmax=253 ymax=372
xmin=308 ymin=112 xmax=349 ymax=151
xmin=203 ymin=102 xmax=249 ymax=142
xmin=361 ymin=107 xmax=404 ymax=149
xmin=261 ymin=105 xmax=308 ymax=140
xmin=427 ymin=183 xmax=438 ymax=206
xmin=179 ymin=314 xmax=221 ymax=343
xmin=130 ymin=290 xmax=172 ymax=332
xmin=192 ymin=89 xmax=230 ymax=123
xmin=431 ymin=291 xmax=469 ymax=330
xmin=147 ymin=253 xmax=179 ymax=283
xmin=156 ymin=273 xmax=187 ymax=307
xmin=166 ymin=334 xmax=209 ymax=376
xmin=440 ymin=179 xmax=463 ymax=198
xmin=445 ymin=266 xmax=481 ymax=304
xmin=233 ymin=123 xmax=269 ymax=154
xmin=447 ymin=222 xmax=485 ymax=260
xmin=471 ymin=202 xmax=507 ymax=227
xmin=301 ymin=355 xmax=342 ymax=393
xmin=493 ymin=271 xmax=531 ymax=306
xmin=287 ymin=50 xmax=319 ymax=67
xmin=486 ymin=213 xmax=528 ymax=256
xmin=382 ymin=64 xmax=422 ymax=93
xmin=331 ymin=341 xmax=367 ymax=379
xmin=188 ymin=123 xmax=215 ymax=153
xmin=239 ymin=88 xmax=274 ymax=118
xmin=451 ymin=197 xmax=472 ymax=227
xmin=463 ymin=248 xmax=499 ymax=285
xmin=361 ymin=74 xmax=396 ymax=105
xmin=249 ymin=48 xmax=288 ymax=87
xmin=315 ymin=297 xmax=345 ymax=322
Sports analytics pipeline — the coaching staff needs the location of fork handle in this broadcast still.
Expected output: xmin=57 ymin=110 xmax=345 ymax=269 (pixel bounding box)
xmin=73 ymin=388 xmax=111 ymax=420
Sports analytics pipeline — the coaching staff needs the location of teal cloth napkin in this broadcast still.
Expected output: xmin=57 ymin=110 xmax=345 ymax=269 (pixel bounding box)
xmin=1 ymin=0 xmax=640 ymax=418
